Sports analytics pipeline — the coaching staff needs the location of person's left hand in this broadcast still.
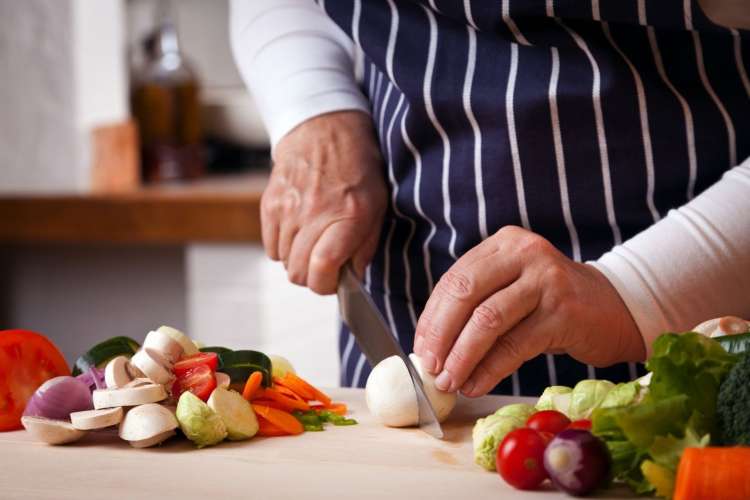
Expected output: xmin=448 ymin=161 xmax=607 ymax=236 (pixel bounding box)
xmin=413 ymin=225 xmax=646 ymax=397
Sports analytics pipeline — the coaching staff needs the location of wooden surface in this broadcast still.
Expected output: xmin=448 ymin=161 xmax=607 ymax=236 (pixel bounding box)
xmin=0 ymin=388 xmax=635 ymax=500
xmin=0 ymin=172 xmax=267 ymax=244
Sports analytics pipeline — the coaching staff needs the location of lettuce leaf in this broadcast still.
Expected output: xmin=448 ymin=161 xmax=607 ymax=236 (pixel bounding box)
xmin=592 ymin=332 xmax=738 ymax=496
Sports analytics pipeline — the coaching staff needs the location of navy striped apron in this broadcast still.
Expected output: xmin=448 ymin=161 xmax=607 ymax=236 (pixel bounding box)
xmin=321 ymin=0 xmax=750 ymax=395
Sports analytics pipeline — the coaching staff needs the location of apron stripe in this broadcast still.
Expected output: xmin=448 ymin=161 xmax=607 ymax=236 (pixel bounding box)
xmin=506 ymin=43 xmax=531 ymax=231
xmin=502 ymin=0 xmax=531 ymax=46
xmin=733 ymin=30 xmax=750 ymax=98
xmin=463 ymin=0 xmax=478 ymax=30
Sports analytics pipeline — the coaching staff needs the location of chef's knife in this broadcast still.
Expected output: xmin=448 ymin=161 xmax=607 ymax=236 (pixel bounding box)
xmin=337 ymin=263 xmax=444 ymax=439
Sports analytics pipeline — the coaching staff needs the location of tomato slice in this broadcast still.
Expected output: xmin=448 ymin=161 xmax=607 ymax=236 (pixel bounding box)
xmin=496 ymin=428 xmax=550 ymax=490
xmin=173 ymin=352 xmax=218 ymax=377
xmin=567 ymin=419 xmax=592 ymax=431
xmin=526 ymin=410 xmax=572 ymax=435
xmin=0 ymin=330 xmax=70 ymax=431
xmin=172 ymin=365 xmax=217 ymax=401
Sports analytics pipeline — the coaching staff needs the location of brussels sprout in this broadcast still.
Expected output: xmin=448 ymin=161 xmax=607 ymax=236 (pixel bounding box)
xmin=599 ymin=381 xmax=641 ymax=409
xmin=176 ymin=391 xmax=227 ymax=448
xmin=535 ymin=386 xmax=573 ymax=412
xmin=207 ymin=387 xmax=258 ymax=441
xmin=472 ymin=414 xmax=525 ymax=470
xmin=569 ymin=379 xmax=615 ymax=420
xmin=494 ymin=402 xmax=536 ymax=421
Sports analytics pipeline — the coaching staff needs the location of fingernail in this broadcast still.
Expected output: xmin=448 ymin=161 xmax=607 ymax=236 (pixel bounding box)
xmin=421 ymin=352 xmax=437 ymax=373
xmin=461 ymin=379 xmax=476 ymax=396
xmin=435 ymin=371 xmax=453 ymax=392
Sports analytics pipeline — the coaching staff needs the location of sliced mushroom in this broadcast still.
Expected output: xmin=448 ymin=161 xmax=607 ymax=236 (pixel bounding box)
xmin=21 ymin=416 xmax=86 ymax=445
xmin=70 ymin=407 xmax=124 ymax=430
xmin=143 ymin=329 xmax=184 ymax=364
xmin=157 ymin=325 xmax=198 ymax=357
xmin=105 ymin=356 xmax=134 ymax=389
xmin=130 ymin=348 xmax=174 ymax=386
xmin=93 ymin=383 xmax=167 ymax=409
xmin=119 ymin=403 xmax=178 ymax=448
xmin=693 ymin=316 xmax=750 ymax=338
xmin=129 ymin=430 xmax=176 ymax=448
xmin=215 ymin=372 xmax=230 ymax=389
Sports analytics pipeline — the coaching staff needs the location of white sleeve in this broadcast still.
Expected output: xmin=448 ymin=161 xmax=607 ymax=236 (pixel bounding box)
xmin=229 ymin=0 xmax=370 ymax=148
xmin=590 ymin=159 xmax=750 ymax=356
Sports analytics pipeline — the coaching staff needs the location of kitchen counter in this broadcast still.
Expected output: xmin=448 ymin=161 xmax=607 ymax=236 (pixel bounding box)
xmin=0 ymin=171 xmax=267 ymax=244
xmin=0 ymin=388 xmax=636 ymax=499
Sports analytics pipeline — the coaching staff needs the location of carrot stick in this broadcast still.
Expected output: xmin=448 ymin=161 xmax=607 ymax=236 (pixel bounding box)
xmin=254 ymin=387 xmax=310 ymax=412
xmin=257 ymin=417 xmax=290 ymax=437
xmin=674 ymin=447 xmax=750 ymax=500
xmin=283 ymin=372 xmax=332 ymax=406
xmin=310 ymin=403 xmax=348 ymax=416
xmin=242 ymin=371 xmax=264 ymax=401
xmin=274 ymin=376 xmax=315 ymax=401
xmin=252 ymin=404 xmax=304 ymax=435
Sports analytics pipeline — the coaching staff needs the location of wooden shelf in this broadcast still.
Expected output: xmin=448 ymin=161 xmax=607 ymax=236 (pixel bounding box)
xmin=0 ymin=172 xmax=268 ymax=244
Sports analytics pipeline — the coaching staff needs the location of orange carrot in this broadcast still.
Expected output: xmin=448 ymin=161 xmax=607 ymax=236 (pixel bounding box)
xmin=282 ymin=372 xmax=332 ymax=406
xmin=242 ymin=371 xmax=264 ymax=401
xmin=274 ymin=376 xmax=315 ymax=401
xmin=254 ymin=387 xmax=310 ymax=412
xmin=310 ymin=403 xmax=348 ymax=416
xmin=674 ymin=447 xmax=750 ymax=500
xmin=252 ymin=404 xmax=304 ymax=435
xmin=257 ymin=417 xmax=290 ymax=437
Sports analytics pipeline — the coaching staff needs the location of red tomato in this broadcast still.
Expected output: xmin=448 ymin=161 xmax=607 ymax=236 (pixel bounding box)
xmin=526 ymin=410 xmax=572 ymax=435
xmin=567 ymin=419 xmax=592 ymax=431
xmin=173 ymin=352 xmax=218 ymax=377
xmin=496 ymin=428 xmax=549 ymax=490
xmin=172 ymin=364 xmax=217 ymax=401
xmin=0 ymin=330 xmax=70 ymax=431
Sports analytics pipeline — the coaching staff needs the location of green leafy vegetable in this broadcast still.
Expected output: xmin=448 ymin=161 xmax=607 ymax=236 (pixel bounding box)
xmin=592 ymin=332 xmax=738 ymax=494
xmin=493 ymin=403 xmax=535 ymax=421
xmin=569 ymin=379 xmax=615 ymax=420
xmin=291 ymin=410 xmax=357 ymax=432
xmin=472 ymin=413 xmax=525 ymax=471
xmin=535 ymin=385 xmax=572 ymax=412
xmin=176 ymin=391 xmax=228 ymax=448
xmin=717 ymin=351 xmax=750 ymax=445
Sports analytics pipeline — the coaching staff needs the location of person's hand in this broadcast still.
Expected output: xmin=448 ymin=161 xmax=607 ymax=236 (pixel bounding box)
xmin=413 ymin=226 xmax=646 ymax=397
xmin=262 ymin=111 xmax=388 ymax=294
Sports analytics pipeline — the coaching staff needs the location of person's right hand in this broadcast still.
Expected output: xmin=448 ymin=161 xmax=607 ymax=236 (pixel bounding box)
xmin=262 ymin=110 xmax=388 ymax=294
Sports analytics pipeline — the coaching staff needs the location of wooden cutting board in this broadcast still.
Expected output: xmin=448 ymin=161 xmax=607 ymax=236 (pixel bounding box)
xmin=0 ymin=388 xmax=635 ymax=499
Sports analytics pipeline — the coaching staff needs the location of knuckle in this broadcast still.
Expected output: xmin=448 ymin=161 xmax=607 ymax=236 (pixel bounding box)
xmin=418 ymin=314 xmax=443 ymax=345
xmin=470 ymin=303 xmax=504 ymax=332
xmin=498 ymin=335 xmax=525 ymax=362
xmin=446 ymin=347 xmax=470 ymax=368
xmin=437 ymin=269 xmax=475 ymax=300
xmin=309 ymin=250 xmax=343 ymax=275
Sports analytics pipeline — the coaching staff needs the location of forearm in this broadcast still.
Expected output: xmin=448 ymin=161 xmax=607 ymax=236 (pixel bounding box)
xmin=591 ymin=159 xmax=750 ymax=356
xmin=229 ymin=0 xmax=370 ymax=147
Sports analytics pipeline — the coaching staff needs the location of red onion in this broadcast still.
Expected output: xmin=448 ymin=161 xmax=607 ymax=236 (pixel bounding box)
xmin=76 ymin=367 xmax=105 ymax=392
xmin=23 ymin=376 xmax=93 ymax=420
xmin=544 ymin=429 xmax=611 ymax=496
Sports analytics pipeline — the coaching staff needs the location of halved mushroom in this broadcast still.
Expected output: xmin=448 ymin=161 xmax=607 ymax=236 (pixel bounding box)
xmin=143 ymin=329 xmax=184 ymax=364
xmin=22 ymin=416 xmax=86 ymax=445
xmin=693 ymin=316 xmax=750 ymax=338
xmin=215 ymin=372 xmax=230 ymax=389
xmin=70 ymin=407 xmax=124 ymax=430
xmin=105 ymin=356 xmax=135 ymax=389
xmin=130 ymin=348 xmax=174 ymax=385
xmin=93 ymin=383 xmax=167 ymax=409
xmin=157 ymin=325 xmax=199 ymax=357
xmin=119 ymin=403 xmax=178 ymax=448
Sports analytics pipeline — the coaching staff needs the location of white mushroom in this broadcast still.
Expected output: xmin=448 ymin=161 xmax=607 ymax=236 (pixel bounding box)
xmin=157 ymin=325 xmax=198 ymax=357
xmin=365 ymin=353 xmax=457 ymax=427
xmin=105 ymin=356 xmax=135 ymax=389
xmin=143 ymin=329 xmax=184 ymax=364
xmin=215 ymin=372 xmax=230 ymax=389
xmin=70 ymin=407 xmax=124 ymax=430
xmin=93 ymin=383 xmax=167 ymax=409
xmin=21 ymin=416 xmax=86 ymax=445
xmin=130 ymin=348 xmax=174 ymax=386
xmin=119 ymin=403 xmax=178 ymax=448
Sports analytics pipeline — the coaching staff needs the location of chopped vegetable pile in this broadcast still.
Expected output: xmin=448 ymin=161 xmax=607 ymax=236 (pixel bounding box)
xmin=2 ymin=326 xmax=356 ymax=449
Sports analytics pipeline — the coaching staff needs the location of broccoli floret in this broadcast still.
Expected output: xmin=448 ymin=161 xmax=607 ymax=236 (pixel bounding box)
xmin=717 ymin=351 xmax=750 ymax=445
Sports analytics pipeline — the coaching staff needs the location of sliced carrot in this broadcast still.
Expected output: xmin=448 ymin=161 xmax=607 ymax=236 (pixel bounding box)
xmin=310 ymin=402 xmax=348 ymax=416
xmin=274 ymin=375 xmax=315 ymax=401
xmin=274 ymin=384 xmax=308 ymax=403
xmin=253 ymin=387 xmax=310 ymax=412
xmin=282 ymin=372 xmax=332 ymax=406
xmin=674 ymin=447 xmax=750 ymax=500
xmin=257 ymin=417 xmax=290 ymax=437
xmin=252 ymin=398 xmax=294 ymax=412
xmin=252 ymin=404 xmax=304 ymax=435
xmin=242 ymin=371 xmax=264 ymax=401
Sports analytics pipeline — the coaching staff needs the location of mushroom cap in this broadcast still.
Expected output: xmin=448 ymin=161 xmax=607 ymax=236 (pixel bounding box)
xmin=22 ymin=416 xmax=86 ymax=445
xmin=119 ymin=403 xmax=178 ymax=441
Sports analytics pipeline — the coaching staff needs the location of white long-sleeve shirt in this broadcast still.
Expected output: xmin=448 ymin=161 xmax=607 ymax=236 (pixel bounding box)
xmin=230 ymin=0 xmax=750 ymax=356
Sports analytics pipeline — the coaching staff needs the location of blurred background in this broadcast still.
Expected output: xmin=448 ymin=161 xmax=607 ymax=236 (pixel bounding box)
xmin=0 ymin=0 xmax=339 ymax=386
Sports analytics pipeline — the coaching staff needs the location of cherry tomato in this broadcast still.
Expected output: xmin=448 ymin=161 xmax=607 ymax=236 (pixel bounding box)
xmin=496 ymin=428 xmax=549 ymax=490
xmin=0 ymin=330 xmax=70 ymax=431
xmin=173 ymin=352 xmax=218 ymax=377
xmin=172 ymin=364 xmax=217 ymax=401
xmin=567 ymin=419 xmax=592 ymax=431
xmin=526 ymin=410 xmax=572 ymax=435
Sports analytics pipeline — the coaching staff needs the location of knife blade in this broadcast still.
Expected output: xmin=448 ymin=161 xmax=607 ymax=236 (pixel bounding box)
xmin=337 ymin=263 xmax=444 ymax=439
